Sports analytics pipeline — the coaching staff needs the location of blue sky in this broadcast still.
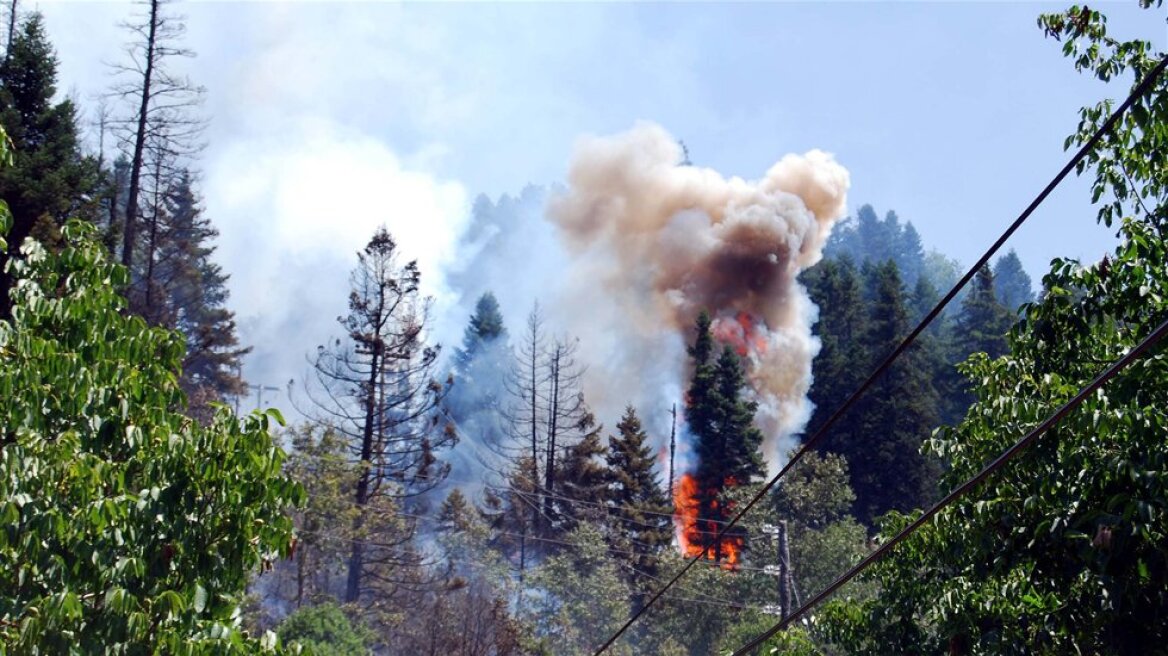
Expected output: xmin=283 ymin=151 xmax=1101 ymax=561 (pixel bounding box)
xmin=39 ymin=0 xmax=1167 ymax=405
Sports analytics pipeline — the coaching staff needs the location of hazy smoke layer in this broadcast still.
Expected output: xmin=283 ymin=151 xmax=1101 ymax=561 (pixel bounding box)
xmin=547 ymin=122 xmax=850 ymax=471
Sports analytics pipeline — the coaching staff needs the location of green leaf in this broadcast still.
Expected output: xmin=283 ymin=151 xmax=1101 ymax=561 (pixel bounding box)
xmin=192 ymin=584 xmax=207 ymax=614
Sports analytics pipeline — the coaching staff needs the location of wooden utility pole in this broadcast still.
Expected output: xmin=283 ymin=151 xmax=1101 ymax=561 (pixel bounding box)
xmin=668 ymin=403 xmax=677 ymax=500
xmin=778 ymin=520 xmax=792 ymax=618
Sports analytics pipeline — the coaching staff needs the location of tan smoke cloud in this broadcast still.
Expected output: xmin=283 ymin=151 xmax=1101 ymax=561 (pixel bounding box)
xmin=547 ymin=121 xmax=850 ymax=472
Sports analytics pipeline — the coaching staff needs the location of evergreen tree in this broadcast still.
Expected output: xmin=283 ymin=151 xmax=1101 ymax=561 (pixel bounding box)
xmin=685 ymin=311 xmax=765 ymax=562
xmin=854 ymin=204 xmax=888 ymax=265
xmin=0 ymin=12 xmax=97 ymax=318
xmin=445 ymin=291 xmax=509 ymax=491
xmin=820 ymin=261 xmax=941 ymax=527
xmin=858 ymin=261 xmax=941 ymax=525
xmin=908 ymin=270 xmax=940 ymax=328
xmin=954 ymin=265 xmax=1013 ymax=359
xmin=804 ymin=257 xmax=868 ymax=438
xmin=553 ymin=421 xmax=608 ymax=535
xmin=993 ymin=248 xmax=1034 ymax=312
xmin=453 ymin=291 xmax=507 ymax=372
xmin=710 ymin=347 xmax=766 ymax=483
xmin=824 ymin=204 xmax=929 ymax=288
xmin=300 ymin=226 xmax=453 ymax=604
xmin=942 ymin=264 xmax=1014 ymax=420
xmin=604 ymin=406 xmax=671 ymax=595
xmin=151 ymin=171 xmax=248 ymax=419
xmin=898 ymin=221 xmax=925 ymax=287
xmin=910 ymin=272 xmax=968 ymax=427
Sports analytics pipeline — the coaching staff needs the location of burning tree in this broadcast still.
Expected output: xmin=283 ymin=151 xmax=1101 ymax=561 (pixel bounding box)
xmin=676 ymin=311 xmax=765 ymax=566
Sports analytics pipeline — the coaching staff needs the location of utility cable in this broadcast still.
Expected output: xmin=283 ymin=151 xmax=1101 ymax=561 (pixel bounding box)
xmin=592 ymin=52 xmax=1168 ymax=655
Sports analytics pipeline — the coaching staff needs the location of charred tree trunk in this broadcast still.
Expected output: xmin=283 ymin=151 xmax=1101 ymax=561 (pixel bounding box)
xmin=121 ymin=0 xmax=159 ymax=269
xmin=529 ymin=328 xmax=540 ymax=535
xmin=542 ymin=347 xmax=561 ymax=525
xmin=345 ymin=342 xmax=381 ymax=603
xmin=141 ymin=157 xmax=163 ymax=320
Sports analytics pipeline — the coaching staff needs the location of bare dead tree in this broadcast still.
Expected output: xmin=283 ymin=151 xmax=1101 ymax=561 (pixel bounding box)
xmin=491 ymin=304 xmax=594 ymax=543
xmin=496 ymin=303 xmax=548 ymax=527
xmin=107 ymin=0 xmax=205 ymax=271
xmin=540 ymin=335 xmax=588 ymax=526
xmin=294 ymin=226 xmax=453 ymax=605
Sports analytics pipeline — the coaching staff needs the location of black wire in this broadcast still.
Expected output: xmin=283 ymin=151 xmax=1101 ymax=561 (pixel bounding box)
xmin=733 ymin=316 xmax=1168 ymax=655
xmin=592 ymin=52 xmax=1168 ymax=656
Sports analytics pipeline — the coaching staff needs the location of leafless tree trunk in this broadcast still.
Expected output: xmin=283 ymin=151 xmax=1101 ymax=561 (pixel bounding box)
xmin=499 ymin=303 xmax=547 ymax=534
xmin=109 ymin=0 xmax=204 ymax=271
xmin=540 ymin=337 xmax=586 ymax=524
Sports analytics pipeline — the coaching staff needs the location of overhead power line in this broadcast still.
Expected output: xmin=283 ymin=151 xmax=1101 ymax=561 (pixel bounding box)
xmin=592 ymin=52 xmax=1168 ymax=655
xmin=732 ymin=316 xmax=1168 ymax=654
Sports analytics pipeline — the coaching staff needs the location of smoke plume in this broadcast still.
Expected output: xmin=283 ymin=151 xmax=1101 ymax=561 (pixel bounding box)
xmin=546 ymin=122 xmax=850 ymax=472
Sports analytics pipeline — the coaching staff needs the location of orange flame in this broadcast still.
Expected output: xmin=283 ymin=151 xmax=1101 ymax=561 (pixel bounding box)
xmin=711 ymin=311 xmax=769 ymax=358
xmin=672 ymin=473 xmax=742 ymax=569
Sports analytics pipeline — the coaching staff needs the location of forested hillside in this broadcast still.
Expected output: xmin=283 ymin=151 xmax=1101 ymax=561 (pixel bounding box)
xmin=1 ymin=1 xmax=1165 ymax=655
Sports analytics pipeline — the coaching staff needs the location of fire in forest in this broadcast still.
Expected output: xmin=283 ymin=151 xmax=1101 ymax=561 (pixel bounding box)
xmin=548 ymin=121 xmax=850 ymax=472
xmin=711 ymin=311 xmax=770 ymax=358
xmin=673 ymin=473 xmax=743 ymax=568
xmin=547 ymin=122 xmax=848 ymax=565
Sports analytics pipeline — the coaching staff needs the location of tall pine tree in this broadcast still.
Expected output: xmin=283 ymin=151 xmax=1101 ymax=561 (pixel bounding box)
xmin=453 ymin=291 xmax=507 ymax=372
xmin=158 ymin=172 xmax=249 ymax=419
xmin=992 ymin=249 xmax=1034 ymax=312
xmin=943 ymin=263 xmax=1014 ymax=419
xmin=954 ymin=264 xmax=1013 ymax=359
xmin=685 ymin=311 xmax=764 ymax=562
xmin=0 ymin=12 xmax=97 ymax=318
xmin=817 ymin=261 xmax=941 ymax=527
xmin=604 ymin=406 xmax=671 ymax=595
xmin=804 ymin=257 xmax=868 ymax=438
xmin=445 ymin=291 xmax=509 ymax=491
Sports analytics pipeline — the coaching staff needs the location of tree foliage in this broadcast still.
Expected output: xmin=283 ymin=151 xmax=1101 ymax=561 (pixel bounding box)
xmin=299 ymin=225 xmax=452 ymax=605
xmin=276 ymin=603 xmax=372 ymax=656
xmin=812 ymin=261 xmax=941 ymax=527
xmin=992 ymin=249 xmax=1034 ymax=312
xmin=0 ymin=11 xmax=97 ymax=319
xmin=819 ymin=6 xmax=1168 ymax=651
xmin=604 ymin=407 xmax=672 ymax=592
xmin=0 ymin=218 xmax=302 ymax=653
xmin=527 ymin=524 xmax=632 ymax=656
xmin=771 ymin=451 xmax=868 ymax=598
xmin=139 ymin=170 xmax=248 ymax=420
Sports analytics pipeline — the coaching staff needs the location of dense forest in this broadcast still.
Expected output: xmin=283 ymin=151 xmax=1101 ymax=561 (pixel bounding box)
xmin=1 ymin=1 xmax=1165 ymax=655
